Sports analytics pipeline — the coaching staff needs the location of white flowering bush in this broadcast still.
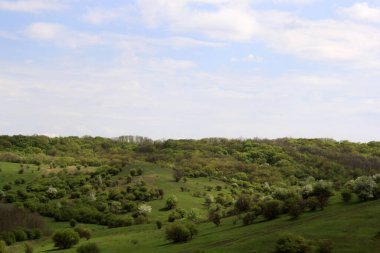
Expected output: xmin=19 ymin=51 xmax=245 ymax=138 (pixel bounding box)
xmin=138 ymin=204 xmax=152 ymax=215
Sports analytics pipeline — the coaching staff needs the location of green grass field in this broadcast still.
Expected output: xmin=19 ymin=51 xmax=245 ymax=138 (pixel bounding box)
xmin=2 ymin=162 xmax=380 ymax=253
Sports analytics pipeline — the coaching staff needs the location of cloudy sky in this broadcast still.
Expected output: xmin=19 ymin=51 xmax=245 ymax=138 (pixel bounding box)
xmin=1 ymin=0 xmax=380 ymax=141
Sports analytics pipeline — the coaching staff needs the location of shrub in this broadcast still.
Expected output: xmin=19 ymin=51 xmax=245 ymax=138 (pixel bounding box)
xmin=275 ymin=234 xmax=311 ymax=253
xmin=353 ymin=176 xmax=376 ymax=201
xmin=262 ymin=200 xmax=282 ymax=220
xmin=74 ymin=227 xmax=92 ymax=240
xmin=243 ymin=212 xmax=256 ymax=226
xmin=288 ymin=201 xmax=304 ymax=219
xmin=235 ymin=195 xmax=252 ymax=212
xmin=168 ymin=209 xmax=186 ymax=222
xmin=166 ymin=195 xmax=178 ymax=210
xmin=1 ymin=232 xmax=15 ymax=246
xmin=52 ymin=229 xmax=80 ymax=249
xmin=173 ymin=168 xmax=185 ymax=182
xmin=316 ymin=240 xmax=333 ymax=253
xmin=106 ymin=215 xmax=133 ymax=228
xmin=0 ymin=240 xmax=6 ymax=253
xmin=307 ymin=197 xmax=319 ymax=211
xmin=165 ymin=223 xmax=197 ymax=243
xmin=2 ymin=185 xmax=11 ymax=191
xmin=24 ymin=243 xmax=33 ymax=253
xmin=311 ymin=181 xmax=333 ymax=209
xmin=70 ymin=219 xmax=77 ymax=227
xmin=341 ymin=190 xmax=352 ymax=203
xmin=24 ymin=229 xmax=41 ymax=240
xmin=31 ymin=229 xmax=42 ymax=240
xmin=14 ymin=230 xmax=28 ymax=242
xmin=77 ymin=243 xmax=100 ymax=253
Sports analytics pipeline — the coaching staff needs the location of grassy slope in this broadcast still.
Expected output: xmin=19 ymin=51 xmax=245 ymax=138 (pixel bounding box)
xmin=2 ymin=162 xmax=380 ymax=253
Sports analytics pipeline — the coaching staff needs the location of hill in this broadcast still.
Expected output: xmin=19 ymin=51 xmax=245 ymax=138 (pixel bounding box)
xmin=0 ymin=135 xmax=379 ymax=253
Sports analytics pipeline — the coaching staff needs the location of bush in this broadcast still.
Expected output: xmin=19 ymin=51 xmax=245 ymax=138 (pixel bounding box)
xmin=235 ymin=195 xmax=252 ymax=213
xmin=106 ymin=215 xmax=133 ymax=228
xmin=243 ymin=212 xmax=256 ymax=226
xmin=165 ymin=223 xmax=198 ymax=243
xmin=24 ymin=243 xmax=33 ymax=253
xmin=14 ymin=230 xmax=28 ymax=242
xmin=262 ymin=200 xmax=282 ymax=220
xmin=168 ymin=209 xmax=186 ymax=222
xmin=74 ymin=227 xmax=92 ymax=240
xmin=275 ymin=234 xmax=311 ymax=253
xmin=77 ymin=243 xmax=100 ymax=253
xmin=52 ymin=229 xmax=80 ymax=249
xmin=341 ymin=190 xmax=352 ymax=203
xmin=288 ymin=201 xmax=304 ymax=219
xmin=70 ymin=219 xmax=77 ymax=227
xmin=0 ymin=232 xmax=15 ymax=246
xmin=316 ymin=240 xmax=333 ymax=253
xmin=307 ymin=197 xmax=319 ymax=211
xmin=156 ymin=220 xmax=162 ymax=230
xmin=0 ymin=240 xmax=6 ymax=253
xmin=166 ymin=195 xmax=178 ymax=210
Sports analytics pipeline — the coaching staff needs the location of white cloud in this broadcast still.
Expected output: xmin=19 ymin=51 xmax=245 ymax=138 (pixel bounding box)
xmin=0 ymin=0 xmax=66 ymax=12
xmin=81 ymin=5 xmax=139 ymax=25
xmin=138 ymin=0 xmax=259 ymax=41
xmin=256 ymin=10 xmax=380 ymax=67
xmin=339 ymin=2 xmax=380 ymax=24
xmin=83 ymin=9 xmax=120 ymax=25
xmin=231 ymin=54 xmax=263 ymax=63
xmin=24 ymin=22 xmax=101 ymax=48
xmin=272 ymin=0 xmax=316 ymax=4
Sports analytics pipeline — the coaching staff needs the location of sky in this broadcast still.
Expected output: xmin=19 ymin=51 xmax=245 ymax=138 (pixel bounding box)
xmin=1 ymin=0 xmax=380 ymax=142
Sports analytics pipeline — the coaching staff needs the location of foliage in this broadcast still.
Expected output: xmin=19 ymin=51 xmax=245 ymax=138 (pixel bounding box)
xmin=341 ymin=190 xmax=352 ymax=203
xmin=77 ymin=243 xmax=100 ymax=253
xmin=275 ymin=234 xmax=311 ymax=253
xmin=52 ymin=229 xmax=80 ymax=249
xmin=262 ymin=200 xmax=282 ymax=220
xmin=165 ymin=222 xmax=198 ymax=243
xmin=74 ymin=226 xmax=92 ymax=240
xmin=156 ymin=220 xmax=162 ymax=229
xmin=166 ymin=195 xmax=178 ymax=210
xmin=243 ymin=212 xmax=256 ymax=226
xmin=24 ymin=243 xmax=33 ymax=253
xmin=70 ymin=219 xmax=77 ymax=227
xmin=316 ymin=240 xmax=333 ymax=253
xmin=352 ymin=176 xmax=376 ymax=201
xmin=0 ymin=240 xmax=6 ymax=253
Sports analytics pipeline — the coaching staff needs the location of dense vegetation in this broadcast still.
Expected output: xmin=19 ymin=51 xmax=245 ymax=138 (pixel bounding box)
xmin=0 ymin=135 xmax=379 ymax=253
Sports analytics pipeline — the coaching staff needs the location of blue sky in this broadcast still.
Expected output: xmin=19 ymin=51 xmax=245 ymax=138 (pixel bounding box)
xmin=1 ymin=0 xmax=380 ymax=141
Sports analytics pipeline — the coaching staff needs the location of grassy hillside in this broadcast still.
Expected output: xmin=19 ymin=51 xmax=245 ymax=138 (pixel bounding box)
xmin=0 ymin=136 xmax=380 ymax=253
xmin=0 ymin=161 xmax=378 ymax=253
